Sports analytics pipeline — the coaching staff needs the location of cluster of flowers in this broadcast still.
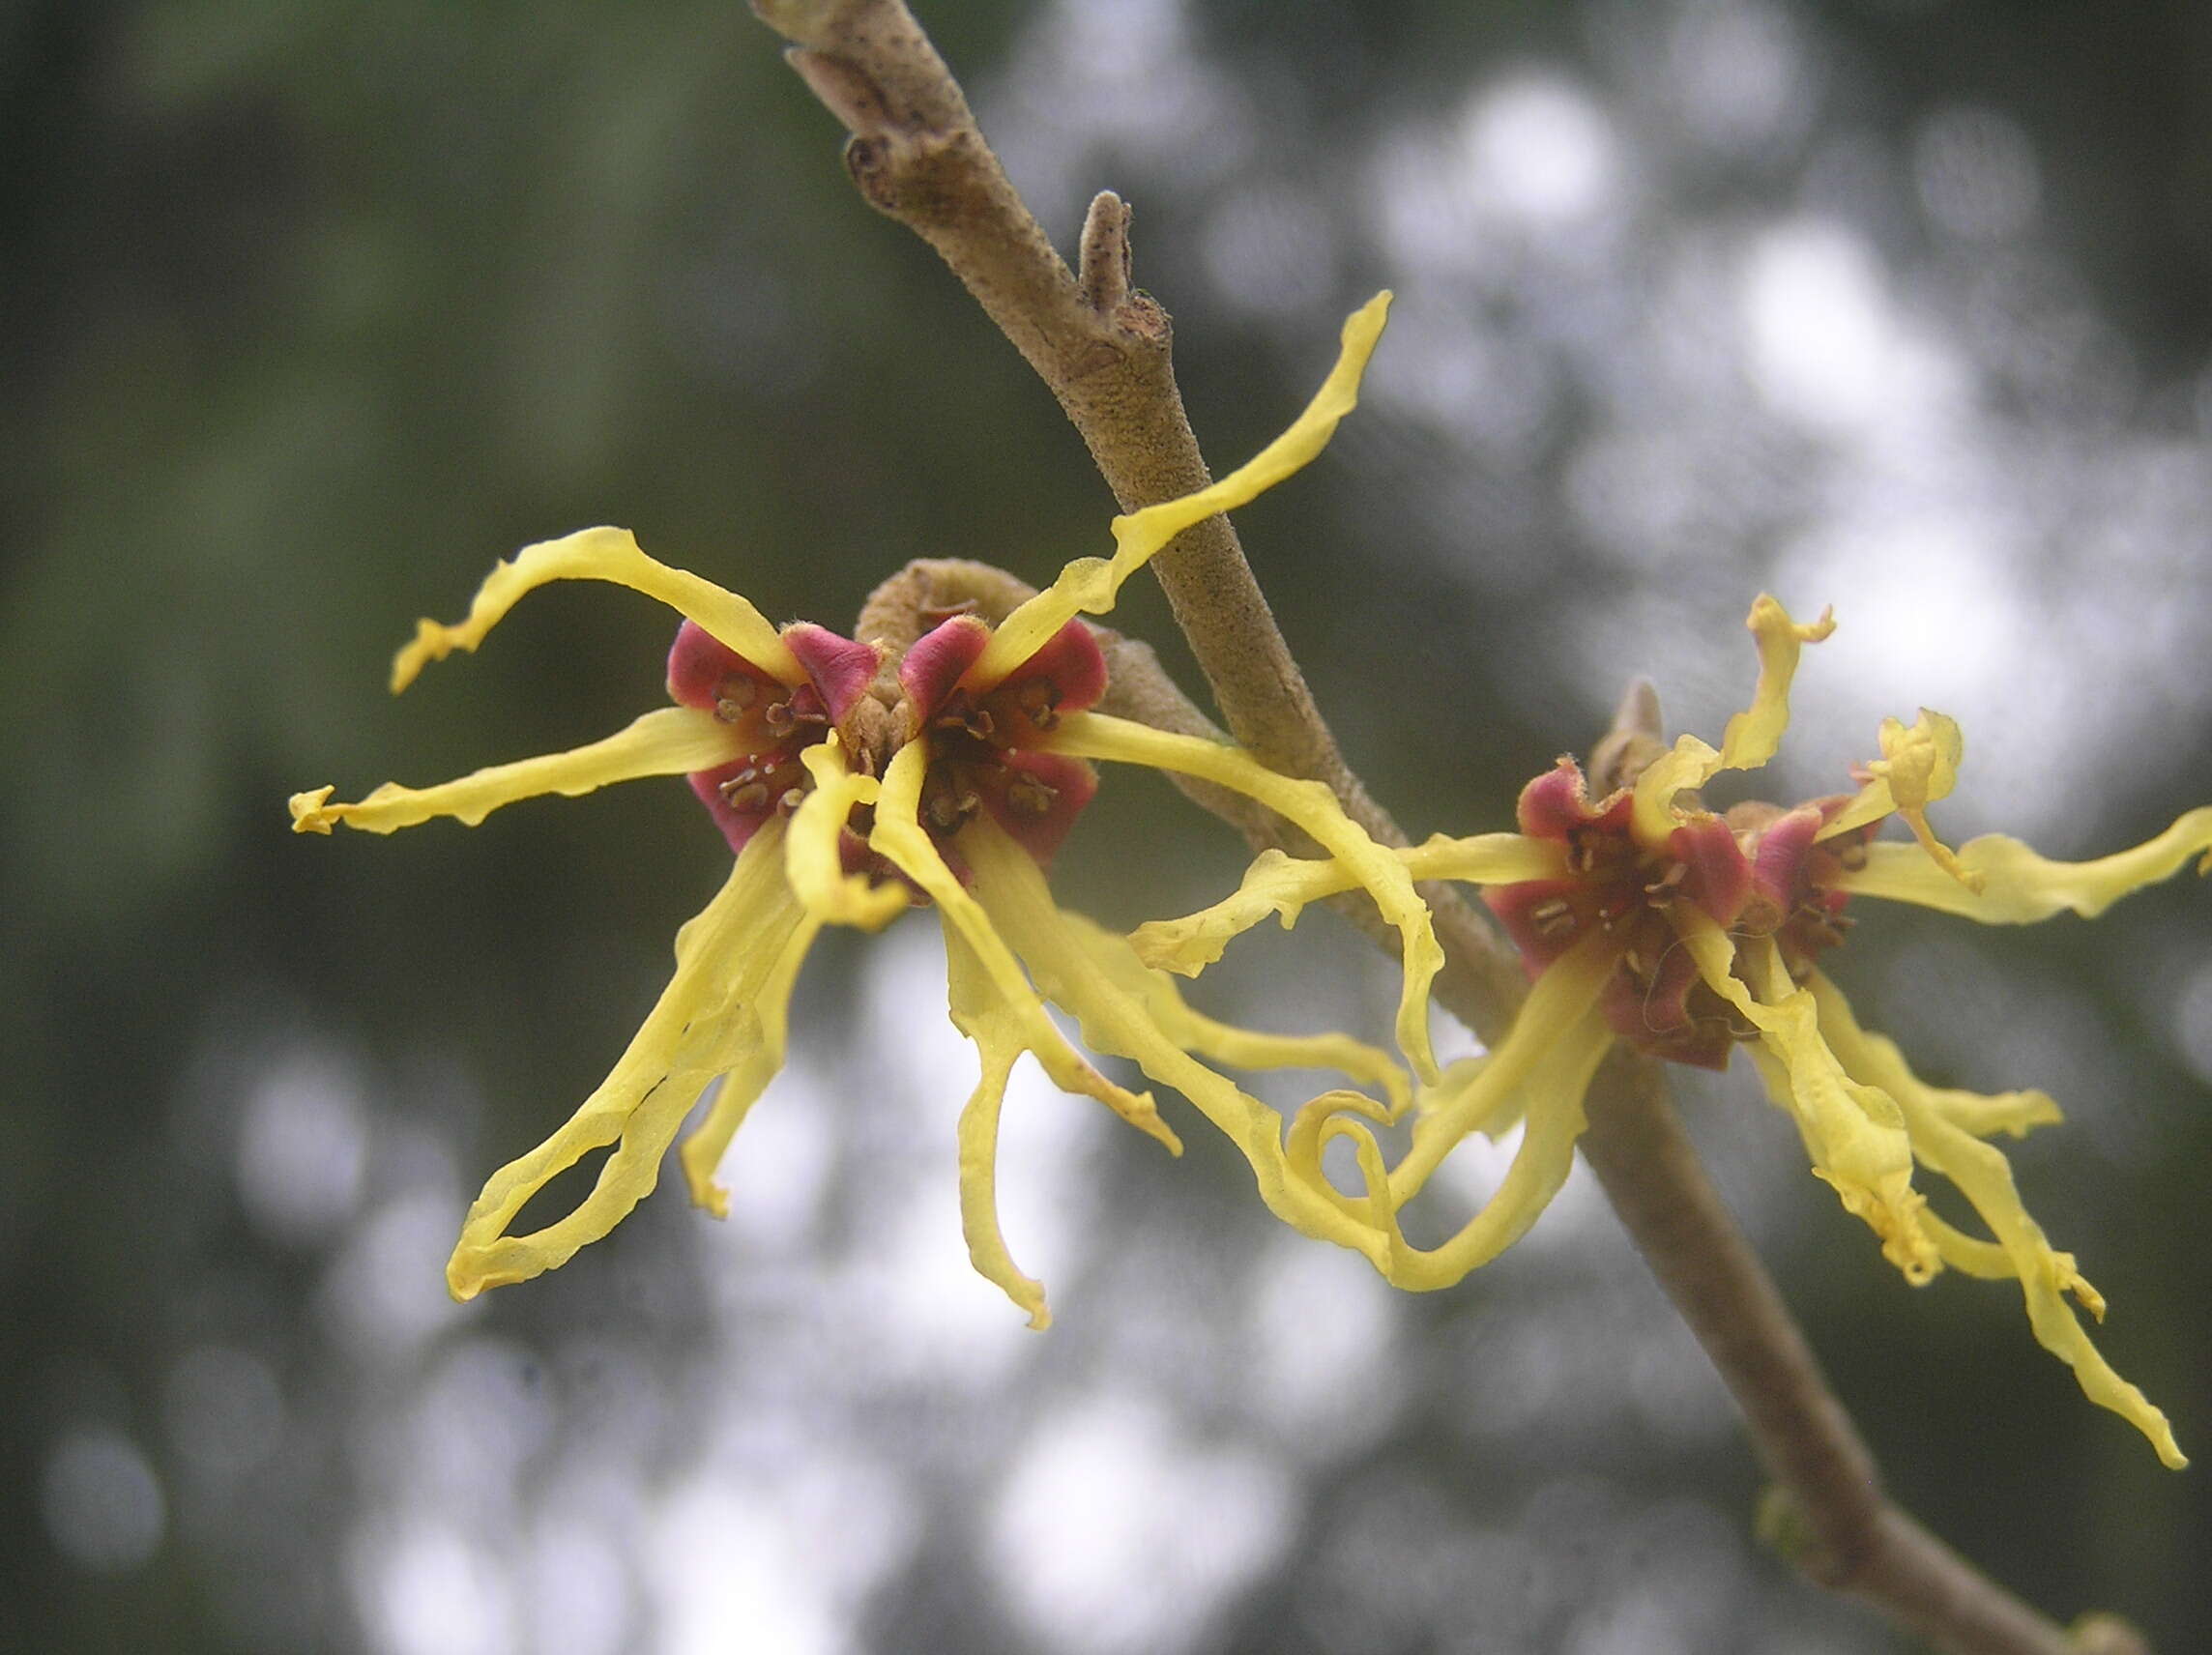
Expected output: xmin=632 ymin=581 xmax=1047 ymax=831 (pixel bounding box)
xmin=296 ymin=297 xmax=2202 ymax=1466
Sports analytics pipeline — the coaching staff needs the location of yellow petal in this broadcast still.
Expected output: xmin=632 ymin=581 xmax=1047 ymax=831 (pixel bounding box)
xmin=942 ymin=927 xmax=1054 ymax=1329
xmin=1818 ymin=711 xmax=1980 ymax=890
xmin=1808 ymin=972 xmax=2185 ymax=1467
xmin=785 ymin=737 xmax=910 ymax=931
xmin=1722 ymin=595 xmax=1836 ymax=768
xmin=1388 ymin=929 xmax=1620 ymax=1204
xmin=961 ymin=822 xmax=1400 ymax=1273
xmin=1629 ymin=735 xmax=1726 ymax=848
xmin=1382 ymin=1007 xmax=1613 ymax=1292
xmin=868 ymin=742 xmax=1177 ymax=1152
xmin=974 ymin=293 xmax=1392 ymax=685
xmin=390 ymin=525 xmax=800 ymax=693
xmin=1052 ymin=908 xmax=1409 ymax=1115
xmin=677 ymin=915 xmax=819 ymax=1216
xmin=1673 ymin=912 xmax=1938 ymax=1284
xmin=445 ymin=820 xmax=814 ymax=1298
xmin=289 ymin=706 xmax=740 ymax=835
xmin=1628 ymin=595 xmax=1837 ymax=846
xmin=1836 ymin=805 xmax=2212 ymax=924
xmin=1285 ymin=1088 xmax=1402 ymax=1235
xmin=1131 ymin=833 xmax=1566 ymax=976
xmin=1044 ymin=711 xmax=1445 ymax=1085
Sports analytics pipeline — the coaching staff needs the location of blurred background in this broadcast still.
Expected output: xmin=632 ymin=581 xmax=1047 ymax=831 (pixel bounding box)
xmin=7 ymin=0 xmax=2211 ymax=1649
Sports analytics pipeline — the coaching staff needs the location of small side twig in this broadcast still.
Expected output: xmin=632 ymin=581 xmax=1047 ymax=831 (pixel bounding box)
xmin=749 ymin=5 xmax=2150 ymax=1650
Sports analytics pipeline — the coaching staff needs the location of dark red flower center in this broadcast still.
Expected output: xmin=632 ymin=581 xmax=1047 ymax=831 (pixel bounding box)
xmin=1487 ymin=758 xmax=1870 ymax=1069
xmin=897 ymin=613 xmax=1105 ymax=871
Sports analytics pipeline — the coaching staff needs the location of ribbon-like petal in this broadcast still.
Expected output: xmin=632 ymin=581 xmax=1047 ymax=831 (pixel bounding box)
xmin=446 ymin=821 xmax=814 ymax=1298
xmin=289 ymin=707 xmax=742 ymax=834
xmin=1043 ymin=711 xmax=1445 ymax=1085
xmin=869 ymin=742 xmax=1179 ymax=1151
xmin=973 ymin=293 xmax=1392 ymax=685
xmin=786 ymin=738 xmax=910 ymax=931
xmin=1807 ymin=973 xmax=2185 ymax=1467
xmin=960 ymin=823 xmax=1397 ymax=1273
xmin=391 ymin=526 xmax=800 ymax=692
xmin=1818 ymin=711 xmax=1979 ymax=891
xmin=1673 ymin=913 xmax=1937 ymax=1283
xmin=1130 ymin=834 xmax=1566 ymax=976
xmin=1836 ymin=806 xmax=2212 ymax=923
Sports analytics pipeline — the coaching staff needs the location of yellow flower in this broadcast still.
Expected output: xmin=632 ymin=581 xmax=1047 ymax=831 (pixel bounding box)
xmin=1139 ymin=596 xmax=2204 ymax=1466
xmin=291 ymin=296 xmax=1439 ymax=1327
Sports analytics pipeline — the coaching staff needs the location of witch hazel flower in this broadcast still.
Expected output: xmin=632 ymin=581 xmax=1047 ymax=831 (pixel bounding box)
xmin=1138 ymin=596 xmax=2205 ymax=1466
xmin=291 ymin=296 xmax=1440 ymax=1326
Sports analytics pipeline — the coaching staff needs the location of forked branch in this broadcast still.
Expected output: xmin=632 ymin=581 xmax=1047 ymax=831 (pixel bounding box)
xmin=747 ymin=4 xmax=2148 ymax=1650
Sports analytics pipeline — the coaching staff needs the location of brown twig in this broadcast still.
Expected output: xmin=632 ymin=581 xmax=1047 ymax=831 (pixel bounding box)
xmin=753 ymin=0 xmax=1528 ymax=1041
xmin=749 ymin=3 xmax=2147 ymax=1650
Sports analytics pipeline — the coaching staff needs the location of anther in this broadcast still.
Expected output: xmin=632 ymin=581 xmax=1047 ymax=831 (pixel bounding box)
xmin=721 ymin=780 xmax=771 ymax=813
xmin=1530 ymin=897 xmax=1577 ymax=938
xmin=1015 ymin=679 xmax=1062 ymax=731
xmin=1644 ymin=862 xmax=1688 ymax=905
xmin=925 ymin=789 xmax=982 ymax=833
xmin=713 ymin=676 xmax=760 ymax=722
xmin=1005 ymin=772 xmax=1060 ymax=818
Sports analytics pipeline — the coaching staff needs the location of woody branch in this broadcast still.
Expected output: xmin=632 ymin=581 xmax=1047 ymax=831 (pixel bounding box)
xmin=747 ymin=4 xmax=2145 ymax=1652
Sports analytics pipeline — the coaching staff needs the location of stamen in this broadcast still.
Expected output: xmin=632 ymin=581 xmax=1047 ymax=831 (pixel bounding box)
xmin=1644 ymin=862 xmax=1689 ymax=906
xmin=713 ymin=676 xmax=760 ymax=722
xmin=1005 ymin=772 xmax=1061 ymax=818
xmin=924 ymin=787 xmax=983 ymax=833
xmin=763 ymin=698 xmax=830 ymax=737
xmin=931 ymin=694 xmax=997 ymax=743
xmin=721 ymin=779 xmax=771 ymax=813
xmin=1015 ymin=679 xmax=1062 ymax=731
xmin=1529 ymin=897 xmax=1577 ymax=938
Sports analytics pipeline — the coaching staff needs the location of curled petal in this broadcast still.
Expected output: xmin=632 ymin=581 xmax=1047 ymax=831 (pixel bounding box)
xmin=960 ymin=823 xmax=1399 ymax=1273
xmin=787 ymin=738 xmax=909 ymax=931
xmin=390 ymin=526 xmax=800 ymax=693
xmin=1286 ymin=1089 xmax=1402 ymax=1234
xmin=1629 ymin=735 xmax=1725 ymax=849
xmin=1808 ymin=973 xmax=2185 ymax=1467
xmin=1389 ymin=930 xmax=1620 ymax=1204
xmin=941 ymin=929 xmax=1056 ymax=1328
xmin=1629 ymin=595 xmax=1834 ymax=847
xmin=1043 ymin=711 xmax=1444 ymax=1084
xmin=1132 ymin=834 xmax=1566 ymax=977
xmin=1836 ymin=806 xmax=2212 ymax=924
xmin=869 ymin=742 xmax=1179 ymax=1152
xmin=1819 ymin=711 xmax=1980 ymax=890
xmin=446 ymin=822 xmax=814 ymax=1298
xmin=1672 ymin=913 xmax=1937 ymax=1284
xmin=1379 ymin=1008 xmax=1614 ymax=1292
xmin=1718 ymin=595 xmax=1834 ymax=772
xmin=974 ymin=293 xmax=1391 ymax=685
xmin=289 ymin=707 xmax=742 ymax=835
xmin=1051 ymin=908 xmax=1409 ymax=1116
